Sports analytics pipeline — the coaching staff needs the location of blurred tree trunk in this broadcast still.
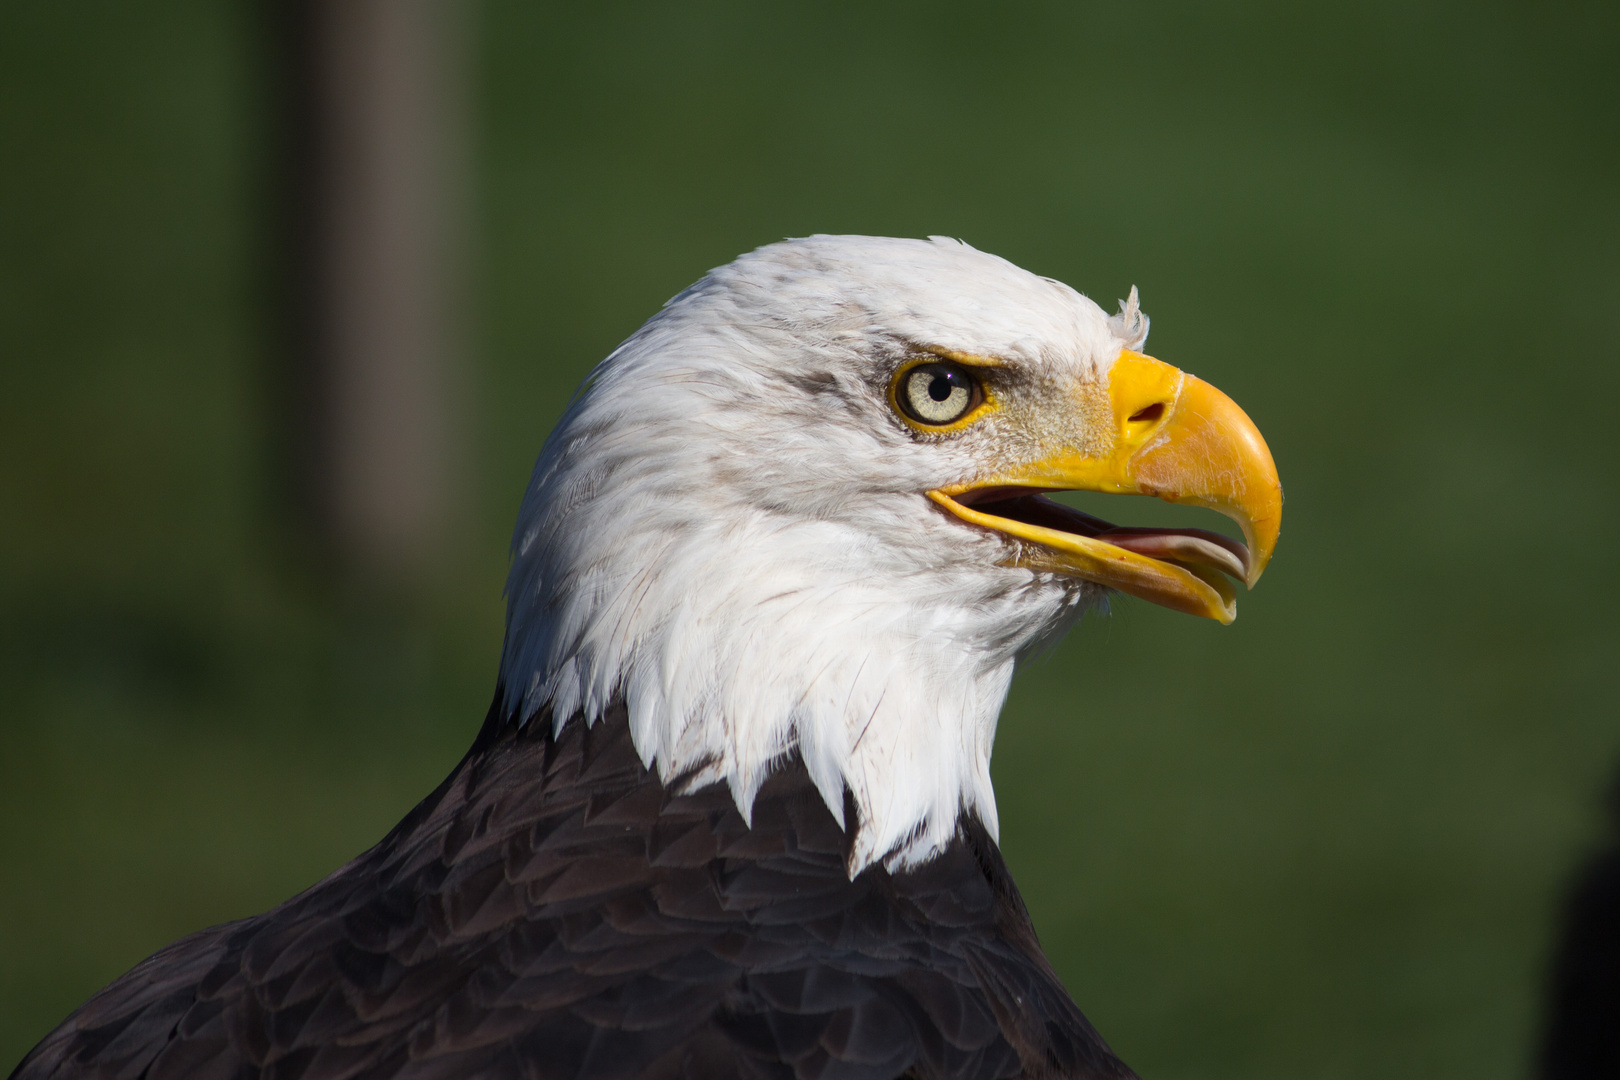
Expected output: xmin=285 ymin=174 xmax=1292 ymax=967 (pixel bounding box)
xmin=269 ymin=0 xmax=470 ymax=588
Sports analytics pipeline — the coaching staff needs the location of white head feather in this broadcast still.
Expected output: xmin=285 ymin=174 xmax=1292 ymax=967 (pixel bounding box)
xmin=499 ymin=235 xmax=1147 ymax=873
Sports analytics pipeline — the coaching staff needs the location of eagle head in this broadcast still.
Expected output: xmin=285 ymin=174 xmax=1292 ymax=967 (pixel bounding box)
xmin=499 ymin=235 xmax=1281 ymax=874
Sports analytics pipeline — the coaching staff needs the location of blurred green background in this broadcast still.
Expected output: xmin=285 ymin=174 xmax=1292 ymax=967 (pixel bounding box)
xmin=3 ymin=1 xmax=1618 ymax=1077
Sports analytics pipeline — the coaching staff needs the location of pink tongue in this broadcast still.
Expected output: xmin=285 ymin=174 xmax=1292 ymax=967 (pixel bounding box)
xmin=968 ymin=494 xmax=1252 ymax=583
xmin=1096 ymin=527 xmax=1251 ymax=583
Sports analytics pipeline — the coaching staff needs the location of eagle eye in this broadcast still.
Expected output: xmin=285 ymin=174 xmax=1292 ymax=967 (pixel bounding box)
xmin=897 ymin=363 xmax=983 ymax=426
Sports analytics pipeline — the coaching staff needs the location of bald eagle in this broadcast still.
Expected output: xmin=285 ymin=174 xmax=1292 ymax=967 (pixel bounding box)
xmin=14 ymin=236 xmax=1281 ymax=1080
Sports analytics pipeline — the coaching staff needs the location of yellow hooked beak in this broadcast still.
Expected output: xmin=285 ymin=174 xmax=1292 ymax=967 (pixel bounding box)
xmin=928 ymin=351 xmax=1282 ymax=624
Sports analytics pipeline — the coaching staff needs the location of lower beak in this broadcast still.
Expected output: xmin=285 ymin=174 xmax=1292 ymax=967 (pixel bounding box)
xmin=929 ymin=351 xmax=1282 ymax=624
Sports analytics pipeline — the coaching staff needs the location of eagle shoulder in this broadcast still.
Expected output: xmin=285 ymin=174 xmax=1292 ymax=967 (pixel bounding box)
xmin=10 ymin=700 xmax=1135 ymax=1080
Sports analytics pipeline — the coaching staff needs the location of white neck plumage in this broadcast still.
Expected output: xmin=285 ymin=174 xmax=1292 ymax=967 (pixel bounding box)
xmin=498 ymin=453 xmax=1095 ymax=875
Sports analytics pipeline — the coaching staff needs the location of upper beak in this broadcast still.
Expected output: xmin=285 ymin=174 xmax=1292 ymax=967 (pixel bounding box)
xmin=928 ymin=350 xmax=1282 ymax=624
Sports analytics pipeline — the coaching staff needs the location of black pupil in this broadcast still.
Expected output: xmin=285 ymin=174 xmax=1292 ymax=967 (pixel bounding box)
xmin=927 ymin=373 xmax=954 ymax=401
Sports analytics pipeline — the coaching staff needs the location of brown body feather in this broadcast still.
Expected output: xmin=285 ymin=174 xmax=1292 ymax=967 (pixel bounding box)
xmin=12 ymin=699 xmax=1136 ymax=1080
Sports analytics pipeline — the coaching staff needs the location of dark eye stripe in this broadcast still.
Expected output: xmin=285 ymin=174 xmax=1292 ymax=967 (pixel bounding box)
xmin=899 ymin=363 xmax=980 ymax=425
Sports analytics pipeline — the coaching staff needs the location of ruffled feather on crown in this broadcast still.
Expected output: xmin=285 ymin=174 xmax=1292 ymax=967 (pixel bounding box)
xmin=1110 ymin=285 xmax=1150 ymax=351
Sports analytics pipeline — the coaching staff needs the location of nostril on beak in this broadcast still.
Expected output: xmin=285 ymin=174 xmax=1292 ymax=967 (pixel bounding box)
xmin=1128 ymin=403 xmax=1166 ymax=424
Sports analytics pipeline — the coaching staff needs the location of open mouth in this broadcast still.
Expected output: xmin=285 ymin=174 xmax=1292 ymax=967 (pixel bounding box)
xmin=927 ymin=487 xmax=1254 ymax=623
xmin=963 ymin=489 xmax=1252 ymax=584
